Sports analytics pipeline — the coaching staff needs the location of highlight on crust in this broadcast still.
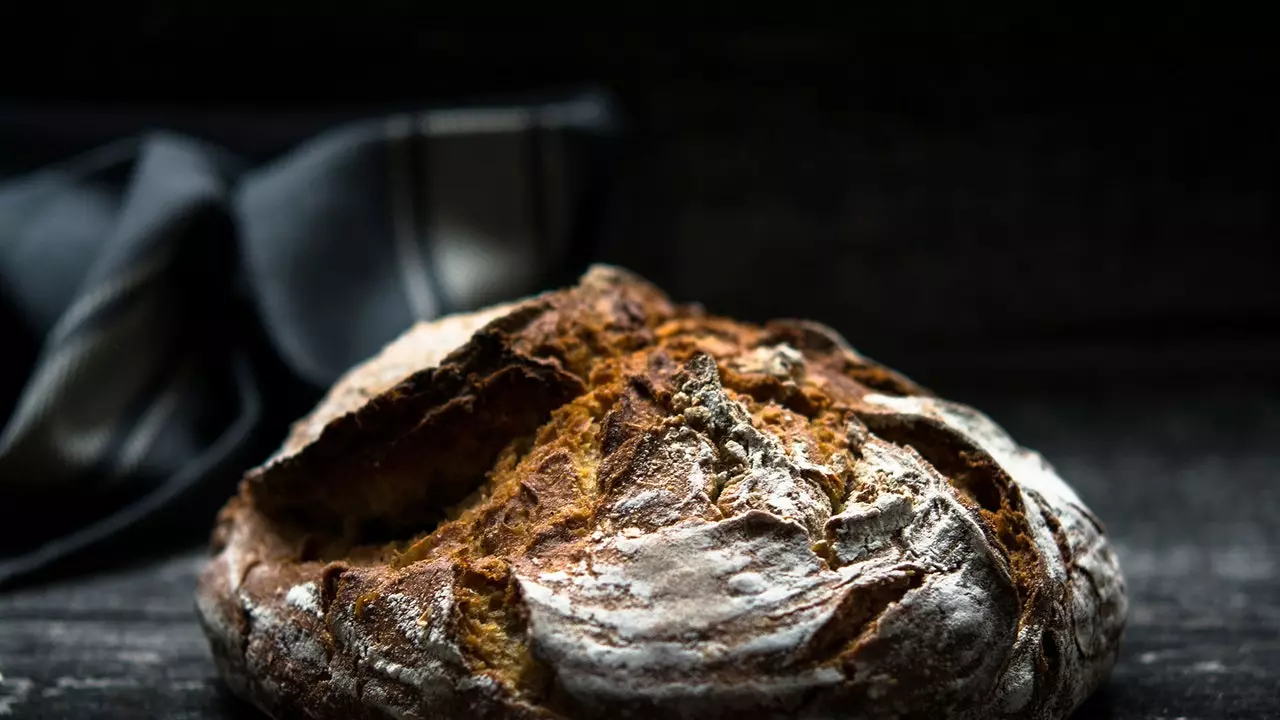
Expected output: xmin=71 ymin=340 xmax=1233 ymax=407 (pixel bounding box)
xmin=196 ymin=265 xmax=1127 ymax=720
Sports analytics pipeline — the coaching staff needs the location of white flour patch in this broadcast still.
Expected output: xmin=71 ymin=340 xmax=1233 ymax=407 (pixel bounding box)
xmin=677 ymin=354 xmax=832 ymax=536
xmin=322 ymin=578 xmax=476 ymax=710
xmin=382 ymin=593 xmax=425 ymax=643
xmin=518 ymin=512 xmax=857 ymax=702
xmin=285 ymin=581 xmax=323 ymax=617
xmin=729 ymin=344 xmax=804 ymax=379
xmin=861 ymin=394 xmax=1082 ymax=506
xmin=289 ymin=631 xmax=328 ymax=667
xmin=241 ymin=596 xmax=280 ymax=630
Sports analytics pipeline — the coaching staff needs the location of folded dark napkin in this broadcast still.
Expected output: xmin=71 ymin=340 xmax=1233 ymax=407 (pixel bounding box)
xmin=0 ymin=92 xmax=617 ymax=587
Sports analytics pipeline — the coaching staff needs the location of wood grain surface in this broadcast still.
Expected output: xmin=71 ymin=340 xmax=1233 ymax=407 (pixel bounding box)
xmin=2 ymin=385 xmax=1276 ymax=719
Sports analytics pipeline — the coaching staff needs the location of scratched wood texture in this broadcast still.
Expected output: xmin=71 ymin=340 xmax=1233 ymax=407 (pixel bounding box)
xmin=1 ymin=385 xmax=1277 ymax=719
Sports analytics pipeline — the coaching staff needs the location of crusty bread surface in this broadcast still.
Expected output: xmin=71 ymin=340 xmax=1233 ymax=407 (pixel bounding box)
xmin=196 ymin=266 xmax=1126 ymax=720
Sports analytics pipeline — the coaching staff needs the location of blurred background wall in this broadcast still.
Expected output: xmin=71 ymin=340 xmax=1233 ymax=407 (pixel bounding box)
xmin=2 ymin=23 xmax=1276 ymax=397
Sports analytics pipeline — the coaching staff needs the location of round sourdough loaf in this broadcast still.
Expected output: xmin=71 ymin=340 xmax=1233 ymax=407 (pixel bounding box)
xmin=196 ymin=265 xmax=1126 ymax=720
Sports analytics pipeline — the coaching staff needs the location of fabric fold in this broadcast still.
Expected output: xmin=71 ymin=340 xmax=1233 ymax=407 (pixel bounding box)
xmin=0 ymin=91 xmax=618 ymax=587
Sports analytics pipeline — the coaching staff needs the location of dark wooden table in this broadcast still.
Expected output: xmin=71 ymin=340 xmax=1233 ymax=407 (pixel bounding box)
xmin=3 ymin=386 xmax=1278 ymax=719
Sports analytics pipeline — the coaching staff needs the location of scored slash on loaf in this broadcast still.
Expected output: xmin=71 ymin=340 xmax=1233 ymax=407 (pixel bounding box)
xmin=196 ymin=265 xmax=1126 ymax=720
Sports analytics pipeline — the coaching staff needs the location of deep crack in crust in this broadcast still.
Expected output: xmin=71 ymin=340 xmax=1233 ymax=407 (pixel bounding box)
xmin=196 ymin=266 xmax=1127 ymax=720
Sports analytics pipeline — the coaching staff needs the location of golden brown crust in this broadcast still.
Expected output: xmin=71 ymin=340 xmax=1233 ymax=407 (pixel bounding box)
xmin=196 ymin=265 xmax=1126 ymax=720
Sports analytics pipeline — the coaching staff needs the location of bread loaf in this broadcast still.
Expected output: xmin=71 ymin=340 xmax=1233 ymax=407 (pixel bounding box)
xmin=196 ymin=265 xmax=1126 ymax=719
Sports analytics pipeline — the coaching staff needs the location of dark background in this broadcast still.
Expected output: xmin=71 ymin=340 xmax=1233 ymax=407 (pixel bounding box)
xmin=1 ymin=21 xmax=1278 ymax=720
xmin=3 ymin=24 xmax=1277 ymax=392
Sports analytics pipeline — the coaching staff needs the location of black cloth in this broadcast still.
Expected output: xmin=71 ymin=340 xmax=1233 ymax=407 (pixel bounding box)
xmin=0 ymin=92 xmax=618 ymax=587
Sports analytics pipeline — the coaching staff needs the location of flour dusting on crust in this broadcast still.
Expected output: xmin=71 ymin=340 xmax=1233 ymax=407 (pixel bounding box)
xmin=196 ymin=265 xmax=1126 ymax=720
